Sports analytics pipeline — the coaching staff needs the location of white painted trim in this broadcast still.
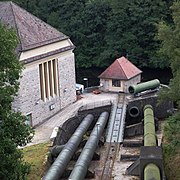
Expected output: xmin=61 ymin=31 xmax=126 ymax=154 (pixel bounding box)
xmin=19 ymin=40 xmax=72 ymax=61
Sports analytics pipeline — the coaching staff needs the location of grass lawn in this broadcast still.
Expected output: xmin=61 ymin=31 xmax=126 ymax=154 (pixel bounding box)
xmin=22 ymin=142 xmax=50 ymax=180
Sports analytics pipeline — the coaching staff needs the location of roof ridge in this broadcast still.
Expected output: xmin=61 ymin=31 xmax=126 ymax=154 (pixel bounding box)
xmin=117 ymin=58 xmax=128 ymax=79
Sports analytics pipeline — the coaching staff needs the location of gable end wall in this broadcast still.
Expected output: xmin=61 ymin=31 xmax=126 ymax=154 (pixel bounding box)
xmin=12 ymin=51 xmax=76 ymax=127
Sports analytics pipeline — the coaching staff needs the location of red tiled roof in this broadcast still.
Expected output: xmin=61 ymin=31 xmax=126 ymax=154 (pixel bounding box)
xmin=98 ymin=56 xmax=142 ymax=80
xmin=0 ymin=2 xmax=68 ymax=52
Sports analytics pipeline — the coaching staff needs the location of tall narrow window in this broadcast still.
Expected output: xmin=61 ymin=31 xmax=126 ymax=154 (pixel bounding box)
xmin=39 ymin=64 xmax=45 ymax=101
xmin=53 ymin=59 xmax=58 ymax=95
xmin=39 ymin=59 xmax=59 ymax=101
xmin=44 ymin=62 xmax=50 ymax=99
xmin=48 ymin=61 xmax=54 ymax=97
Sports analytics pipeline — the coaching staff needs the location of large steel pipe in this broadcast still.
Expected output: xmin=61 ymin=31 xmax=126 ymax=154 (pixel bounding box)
xmin=143 ymin=105 xmax=160 ymax=180
xmin=144 ymin=105 xmax=156 ymax=146
xmin=69 ymin=112 xmax=109 ymax=180
xmin=144 ymin=163 xmax=161 ymax=180
xmin=129 ymin=79 xmax=160 ymax=95
xmin=43 ymin=114 xmax=94 ymax=180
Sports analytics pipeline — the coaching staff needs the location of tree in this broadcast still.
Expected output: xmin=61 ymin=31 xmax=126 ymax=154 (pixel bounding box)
xmin=12 ymin=0 xmax=173 ymax=69
xmin=0 ymin=23 xmax=34 ymax=180
xmin=73 ymin=0 xmax=112 ymax=68
xmin=157 ymin=3 xmax=180 ymax=179
xmin=157 ymin=1 xmax=180 ymax=106
xmin=104 ymin=0 xmax=170 ymax=67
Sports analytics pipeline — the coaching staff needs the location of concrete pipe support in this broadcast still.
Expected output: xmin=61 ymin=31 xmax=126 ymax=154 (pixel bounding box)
xmin=69 ymin=112 xmax=109 ymax=180
xmin=50 ymin=145 xmax=66 ymax=157
xmin=43 ymin=114 xmax=94 ymax=180
xmin=128 ymin=79 xmax=160 ymax=95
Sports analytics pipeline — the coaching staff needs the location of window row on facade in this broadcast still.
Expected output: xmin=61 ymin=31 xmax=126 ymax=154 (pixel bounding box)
xmin=39 ymin=59 xmax=59 ymax=101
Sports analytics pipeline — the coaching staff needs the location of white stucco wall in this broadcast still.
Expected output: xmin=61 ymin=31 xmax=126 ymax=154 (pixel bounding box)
xmin=100 ymin=78 xmax=124 ymax=92
xmin=109 ymin=79 xmax=123 ymax=92
xmin=100 ymin=74 xmax=141 ymax=93
xmin=100 ymin=79 xmax=109 ymax=92
xmin=19 ymin=40 xmax=72 ymax=61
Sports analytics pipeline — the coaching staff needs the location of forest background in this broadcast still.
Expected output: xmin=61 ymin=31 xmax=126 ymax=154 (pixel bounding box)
xmin=12 ymin=1 xmax=178 ymax=179
xmin=0 ymin=0 xmax=179 ymax=179
xmin=13 ymin=0 xmax=173 ymax=69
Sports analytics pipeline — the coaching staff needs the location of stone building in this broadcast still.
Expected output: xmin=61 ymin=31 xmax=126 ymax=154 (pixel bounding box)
xmin=0 ymin=2 xmax=76 ymax=126
xmin=99 ymin=56 xmax=142 ymax=93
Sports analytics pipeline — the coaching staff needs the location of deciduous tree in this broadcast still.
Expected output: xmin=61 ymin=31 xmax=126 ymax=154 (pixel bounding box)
xmin=0 ymin=23 xmax=34 ymax=180
xmin=157 ymin=1 xmax=180 ymax=106
xmin=13 ymin=0 xmax=173 ymax=69
xmin=105 ymin=0 xmax=170 ymax=67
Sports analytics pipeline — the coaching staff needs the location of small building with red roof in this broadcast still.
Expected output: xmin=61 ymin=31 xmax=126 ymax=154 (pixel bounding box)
xmin=98 ymin=56 xmax=142 ymax=93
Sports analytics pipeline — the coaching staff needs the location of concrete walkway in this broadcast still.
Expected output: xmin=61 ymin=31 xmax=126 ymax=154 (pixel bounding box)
xmin=28 ymin=92 xmax=118 ymax=146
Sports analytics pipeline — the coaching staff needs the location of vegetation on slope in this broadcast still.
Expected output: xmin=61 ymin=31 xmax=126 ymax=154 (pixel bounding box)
xmin=22 ymin=143 xmax=50 ymax=180
xmin=158 ymin=1 xmax=180 ymax=179
xmin=13 ymin=0 xmax=173 ymax=68
xmin=163 ymin=114 xmax=180 ymax=180
xmin=0 ymin=23 xmax=34 ymax=180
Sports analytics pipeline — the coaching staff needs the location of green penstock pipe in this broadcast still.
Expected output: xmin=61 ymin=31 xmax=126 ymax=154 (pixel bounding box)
xmin=144 ymin=163 xmax=161 ymax=180
xmin=143 ymin=105 xmax=161 ymax=180
xmin=128 ymin=79 xmax=160 ymax=94
xmin=144 ymin=105 xmax=156 ymax=146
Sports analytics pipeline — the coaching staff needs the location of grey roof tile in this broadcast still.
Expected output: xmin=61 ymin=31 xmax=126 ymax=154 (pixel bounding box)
xmin=0 ymin=1 xmax=68 ymax=51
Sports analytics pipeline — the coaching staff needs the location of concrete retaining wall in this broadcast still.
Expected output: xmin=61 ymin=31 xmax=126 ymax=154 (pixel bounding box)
xmin=126 ymin=95 xmax=173 ymax=125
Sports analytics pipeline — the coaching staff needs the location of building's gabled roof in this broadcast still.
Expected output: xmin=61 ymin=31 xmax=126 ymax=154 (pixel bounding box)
xmin=0 ymin=1 xmax=68 ymax=52
xmin=98 ymin=56 xmax=142 ymax=80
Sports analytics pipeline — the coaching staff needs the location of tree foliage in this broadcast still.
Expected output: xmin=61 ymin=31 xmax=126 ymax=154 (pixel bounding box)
xmin=158 ymin=2 xmax=180 ymax=179
xmin=13 ymin=0 xmax=173 ymax=68
xmin=157 ymin=1 xmax=180 ymax=106
xmin=106 ymin=0 xmax=171 ymax=67
xmin=0 ymin=24 xmax=34 ymax=180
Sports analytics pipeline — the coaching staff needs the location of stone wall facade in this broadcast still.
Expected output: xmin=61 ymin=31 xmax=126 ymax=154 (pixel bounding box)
xmin=12 ymin=51 xmax=76 ymax=127
xmin=58 ymin=53 xmax=76 ymax=108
